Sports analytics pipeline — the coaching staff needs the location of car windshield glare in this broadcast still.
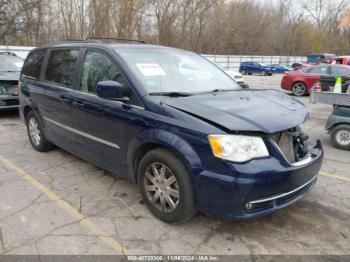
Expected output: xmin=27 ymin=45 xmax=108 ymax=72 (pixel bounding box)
xmin=115 ymin=48 xmax=241 ymax=94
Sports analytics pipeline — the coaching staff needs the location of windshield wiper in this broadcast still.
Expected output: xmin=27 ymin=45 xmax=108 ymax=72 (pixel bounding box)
xmin=198 ymin=88 xmax=239 ymax=94
xmin=149 ymin=91 xmax=192 ymax=97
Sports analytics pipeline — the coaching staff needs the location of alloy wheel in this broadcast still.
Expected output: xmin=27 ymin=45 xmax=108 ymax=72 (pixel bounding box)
xmin=292 ymin=83 xmax=306 ymax=96
xmin=335 ymin=130 xmax=350 ymax=146
xmin=143 ymin=162 xmax=180 ymax=213
xmin=28 ymin=117 xmax=41 ymax=146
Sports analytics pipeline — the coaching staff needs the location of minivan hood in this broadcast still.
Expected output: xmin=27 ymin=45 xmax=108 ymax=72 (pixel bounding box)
xmin=165 ymin=89 xmax=309 ymax=133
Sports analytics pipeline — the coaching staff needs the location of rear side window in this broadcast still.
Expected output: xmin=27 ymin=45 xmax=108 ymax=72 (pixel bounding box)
xmin=45 ymin=49 xmax=79 ymax=87
xmin=308 ymin=66 xmax=328 ymax=75
xmin=332 ymin=66 xmax=350 ymax=76
xmin=22 ymin=50 xmax=45 ymax=80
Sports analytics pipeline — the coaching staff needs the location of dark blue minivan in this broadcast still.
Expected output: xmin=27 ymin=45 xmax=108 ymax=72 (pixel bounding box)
xmin=19 ymin=40 xmax=323 ymax=223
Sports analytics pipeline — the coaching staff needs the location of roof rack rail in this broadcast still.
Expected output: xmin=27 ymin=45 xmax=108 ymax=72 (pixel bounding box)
xmin=86 ymin=36 xmax=145 ymax=44
xmin=64 ymin=38 xmax=102 ymax=43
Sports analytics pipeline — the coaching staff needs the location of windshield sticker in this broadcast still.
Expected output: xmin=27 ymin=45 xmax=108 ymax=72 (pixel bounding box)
xmin=136 ymin=63 xmax=166 ymax=76
xmin=14 ymin=62 xmax=23 ymax=68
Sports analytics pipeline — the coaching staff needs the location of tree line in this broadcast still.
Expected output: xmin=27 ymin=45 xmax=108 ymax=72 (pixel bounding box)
xmin=1 ymin=0 xmax=350 ymax=56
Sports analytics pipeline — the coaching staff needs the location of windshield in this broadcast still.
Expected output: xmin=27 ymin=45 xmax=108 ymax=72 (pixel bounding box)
xmin=307 ymin=55 xmax=323 ymax=64
xmin=115 ymin=48 xmax=241 ymax=94
xmin=0 ymin=55 xmax=23 ymax=72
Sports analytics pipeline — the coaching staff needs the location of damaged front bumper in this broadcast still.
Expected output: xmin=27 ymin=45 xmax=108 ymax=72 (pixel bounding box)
xmin=196 ymin=140 xmax=323 ymax=219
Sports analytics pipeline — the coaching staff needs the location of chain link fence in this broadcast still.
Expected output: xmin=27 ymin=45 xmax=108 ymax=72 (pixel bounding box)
xmin=1 ymin=45 xmax=307 ymax=71
xmin=202 ymin=54 xmax=307 ymax=71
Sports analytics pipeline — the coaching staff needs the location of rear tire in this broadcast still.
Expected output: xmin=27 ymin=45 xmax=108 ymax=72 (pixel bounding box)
xmin=292 ymin=82 xmax=307 ymax=96
xmin=138 ymin=148 xmax=196 ymax=223
xmin=26 ymin=111 xmax=55 ymax=152
xmin=330 ymin=124 xmax=350 ymax=150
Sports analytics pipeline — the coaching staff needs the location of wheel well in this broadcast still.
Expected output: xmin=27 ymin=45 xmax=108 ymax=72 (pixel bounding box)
xmin=329 ymin=122 xmax=350 ymax=131
xmin=132 ymin=142 xmax=191 ymax=183
xmin=23 ymin=106 xmax=32 ymax=120
xmin=292 ymin=81 xmax=306 ymax=87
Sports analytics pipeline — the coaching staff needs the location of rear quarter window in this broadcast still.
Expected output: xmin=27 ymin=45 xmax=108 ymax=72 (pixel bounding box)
xmin=22 ymin=50 xmax=45 ymax=80
xmin=45 ymin=49 xmax=79 ymax=87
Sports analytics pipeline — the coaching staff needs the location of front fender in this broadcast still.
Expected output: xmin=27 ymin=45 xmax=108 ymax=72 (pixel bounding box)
xmin=127 ymin=128 xmax=203 ymax=182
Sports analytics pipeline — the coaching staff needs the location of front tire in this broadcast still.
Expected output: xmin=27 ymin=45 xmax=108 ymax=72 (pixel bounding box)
xmin=292 ymin=82 xmax=307 ymax=96
xmin=330 ymin=124 xmax=350 ymax=150
xmin=26 ymin=111 xmax=54 ymax=152
xmin=138 ymin=148 xmax=196 ymax=223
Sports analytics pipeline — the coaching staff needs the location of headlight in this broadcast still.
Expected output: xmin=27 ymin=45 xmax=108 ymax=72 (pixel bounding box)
xmin=208 ymin=135 xmax=269 ymax=162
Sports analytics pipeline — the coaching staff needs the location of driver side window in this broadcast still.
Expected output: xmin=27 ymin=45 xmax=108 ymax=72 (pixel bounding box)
xmin=79 ymin=50 xmax=139 ymax=105
xmin=80 ymin=50 xmax=126 ymax=93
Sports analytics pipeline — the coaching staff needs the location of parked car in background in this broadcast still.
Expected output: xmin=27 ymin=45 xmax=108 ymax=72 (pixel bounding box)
xmin=269 ymin=64 xmax=293 ymax=73
xmin=0 ymin=52 xmax=23 ymax=110
xmin=307 ymin=53 xmax=336 ymax=64
xmin=216 ymin=66 xmax=249 ymax=88
xmin=334 ymin=56 xmax=350 ymax=66
xmin=20 ymin=40 xmax=323 ymax=223
xmin=281 ymin=64 xmax=350 ymax=96
xmin=315 ymin=57 xmax=336 ymax=65
xmin=293 ymin=54 xmax=337 ymax=70
xmin=314 ymin=56 xmax=350 ymax=66
xmin=239 ymin=62 xmax=273 ymax=76
xmin=224 ymin=69 xmax=250 ymax=88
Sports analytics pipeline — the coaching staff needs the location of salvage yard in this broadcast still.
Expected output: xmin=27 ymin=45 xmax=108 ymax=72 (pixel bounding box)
xmin=0 ymin=75 xmax=349 ymax=255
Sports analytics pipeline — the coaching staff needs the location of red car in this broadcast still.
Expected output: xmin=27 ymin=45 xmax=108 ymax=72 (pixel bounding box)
xmin=281 ymin=64 xmax=350 ymax=96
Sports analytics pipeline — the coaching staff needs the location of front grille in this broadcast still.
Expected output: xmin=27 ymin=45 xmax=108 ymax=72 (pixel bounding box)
xmin=271 ymin=131 xmax=295 ymax=163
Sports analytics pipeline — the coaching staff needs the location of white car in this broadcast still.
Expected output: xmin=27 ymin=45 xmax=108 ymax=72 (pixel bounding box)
xmin=224 ymin=69 xmax=245 ymax=83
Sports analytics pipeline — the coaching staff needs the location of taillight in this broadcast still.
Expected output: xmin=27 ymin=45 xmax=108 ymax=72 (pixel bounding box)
xmin=17 ymin=82 xmax=21 ymax=98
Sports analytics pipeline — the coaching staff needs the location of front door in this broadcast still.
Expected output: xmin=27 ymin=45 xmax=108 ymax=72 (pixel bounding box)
xmin=69 ymin=49 xmax=139 ymax=177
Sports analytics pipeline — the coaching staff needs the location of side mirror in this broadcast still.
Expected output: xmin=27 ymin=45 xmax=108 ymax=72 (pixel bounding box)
xmin=96 ymin=81 xmax=129 ymax=101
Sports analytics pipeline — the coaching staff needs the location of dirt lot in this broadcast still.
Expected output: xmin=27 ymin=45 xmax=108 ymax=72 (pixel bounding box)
xmin=0 ymin=75 xmax=349 ymax=256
